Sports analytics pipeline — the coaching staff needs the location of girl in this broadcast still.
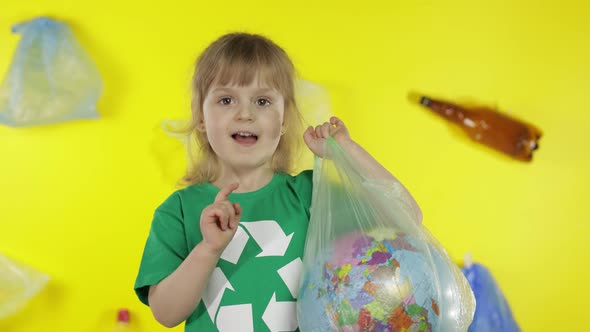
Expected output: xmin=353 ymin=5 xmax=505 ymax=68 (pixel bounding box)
xmin=134 ymin=32 xmax=397 ymax=332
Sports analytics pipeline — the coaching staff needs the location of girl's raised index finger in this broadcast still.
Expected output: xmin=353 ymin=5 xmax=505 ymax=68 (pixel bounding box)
xmin=215 ymin=182 xmax=239 ymax=202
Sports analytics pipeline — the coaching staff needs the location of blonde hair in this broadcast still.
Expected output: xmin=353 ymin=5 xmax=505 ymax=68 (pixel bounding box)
xmin=181 ymin=32 xmax=304 ymax=186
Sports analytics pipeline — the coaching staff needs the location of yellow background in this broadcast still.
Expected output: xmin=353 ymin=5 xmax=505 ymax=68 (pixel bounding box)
xmin=1 ymin=0 xmax=589 ymax=331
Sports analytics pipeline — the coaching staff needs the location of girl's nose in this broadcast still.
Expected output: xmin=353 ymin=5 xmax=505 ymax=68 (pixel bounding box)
xmin=236 ymin=103 xmax=255 ymax=121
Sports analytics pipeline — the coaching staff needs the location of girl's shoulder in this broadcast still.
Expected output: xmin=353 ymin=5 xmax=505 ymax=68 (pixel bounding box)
xmin=285 ymin=169 xmax=312 ymax=186
xmin=281 ymin=169 xmax=313 ymax=201
xmin=156 ymin=183 xmax=216 ymax=213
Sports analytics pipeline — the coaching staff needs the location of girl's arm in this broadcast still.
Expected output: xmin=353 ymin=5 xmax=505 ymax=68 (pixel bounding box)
xmin=148 ymin=242 xmax=221 ymax=327
xmin=149 ymin=183 xmax=242 ymax=327
xmin=304 ymin=116 xmax=422 ymax=223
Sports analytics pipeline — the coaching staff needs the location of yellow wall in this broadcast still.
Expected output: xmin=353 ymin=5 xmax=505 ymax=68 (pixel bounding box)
xmin=1 ymin=0 xmax=589 ymax=331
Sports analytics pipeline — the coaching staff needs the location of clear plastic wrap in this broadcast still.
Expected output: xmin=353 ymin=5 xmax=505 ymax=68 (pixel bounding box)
xmin=0 ymin=254 xmax=49 ymax=319
xmin=297 ymin=136 xmax=475 ymax=331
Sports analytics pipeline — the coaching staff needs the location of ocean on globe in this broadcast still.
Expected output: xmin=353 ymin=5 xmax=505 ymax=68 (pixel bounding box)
xmin=298 ymin=229 xmax=441 ymax=332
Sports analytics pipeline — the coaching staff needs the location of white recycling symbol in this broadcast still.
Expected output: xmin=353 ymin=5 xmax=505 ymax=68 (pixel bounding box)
xmin=202 ymin=220 xmax=302 ymax=332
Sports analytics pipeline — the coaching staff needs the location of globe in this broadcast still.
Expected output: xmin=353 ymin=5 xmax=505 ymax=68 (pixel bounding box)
xmin=298 ymin=230 xmax=442 ymax=332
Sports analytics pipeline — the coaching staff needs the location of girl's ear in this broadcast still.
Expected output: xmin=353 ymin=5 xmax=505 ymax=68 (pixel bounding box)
xmin=193 ymin=107 xmax=206 ymax=132
xmin=197 ymin=120 xmax=206 ymax=132
xmin=191 ymin=100 xmax=206 ymax=132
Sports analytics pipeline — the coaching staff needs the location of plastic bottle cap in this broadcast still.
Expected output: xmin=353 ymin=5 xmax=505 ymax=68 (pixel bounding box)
xmin=117 ymin=309 xmax=130 ymax=323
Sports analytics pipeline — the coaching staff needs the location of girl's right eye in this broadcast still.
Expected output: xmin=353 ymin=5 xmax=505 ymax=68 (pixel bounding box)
xmin=218 ymin=97 xmax=233 ymax=105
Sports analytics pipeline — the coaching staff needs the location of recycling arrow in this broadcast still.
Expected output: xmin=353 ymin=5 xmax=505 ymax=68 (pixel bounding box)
xmin=220 ymin=225 xmax=249 ymax=264
xmin=262 ymin=293 xmax=298 ymax=332
xmin=217 ymin=304 xmax=253 ymax=332
xmin=202 ymin=267 xmax=234 ymax=322
xmin=277 ymin=258 xmax=303 ymax=299
xmin=242 ymin=220 xmax=294 ymax=257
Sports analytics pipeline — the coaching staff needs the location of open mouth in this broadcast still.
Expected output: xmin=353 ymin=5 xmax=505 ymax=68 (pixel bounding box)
xmin=231 ymin=131 xmax=258 ymax=145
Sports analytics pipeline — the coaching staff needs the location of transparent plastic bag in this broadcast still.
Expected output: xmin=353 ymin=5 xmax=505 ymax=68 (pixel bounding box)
xmin=292 ymin=79 xmax=334 ymax=172
xmin=461 ymin=260 xmax=520 ymax=332
xmin=0 ymin=17 xmax=102 ymax=127
xmin=297 ymin=137 xmax=475 ymax=332
xmin=0 ymin=254 xmax=49 ymax=319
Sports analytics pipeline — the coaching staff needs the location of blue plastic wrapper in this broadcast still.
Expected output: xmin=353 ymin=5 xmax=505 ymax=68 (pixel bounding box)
xmin=462 ymin=263 xmax=521 ymax=332
xmin=0 ymin=17 xmax=102 ymax=127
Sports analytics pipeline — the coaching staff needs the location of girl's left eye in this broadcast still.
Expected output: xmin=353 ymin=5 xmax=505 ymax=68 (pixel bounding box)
xmin=218 ymin=97 xmax=233 ymax=105
xmin=256 ymin=98 xmax=272 ymax=107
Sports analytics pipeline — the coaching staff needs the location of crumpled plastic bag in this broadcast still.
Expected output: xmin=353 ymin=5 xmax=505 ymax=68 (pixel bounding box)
xmin=0 ymin=17 xmax=102 ymax=127
xmin=462 ymin=259 xmax=521 ymax=332
xmin=297 ymin=136 xmax=475 ymax=332
xmin=0 ymin=254 xmax=49 ymax=320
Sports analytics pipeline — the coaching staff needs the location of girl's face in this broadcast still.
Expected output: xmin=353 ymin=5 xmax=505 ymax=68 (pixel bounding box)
xmin=201 ymin=77 xmax=285 ymax=173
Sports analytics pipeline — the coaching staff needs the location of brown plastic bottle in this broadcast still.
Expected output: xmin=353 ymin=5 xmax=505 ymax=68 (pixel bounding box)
xmin=416 ymin=95 xmax=542 ymax=161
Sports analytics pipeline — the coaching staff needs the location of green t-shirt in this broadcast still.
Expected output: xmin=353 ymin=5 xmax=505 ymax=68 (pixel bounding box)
xmin=134 ymin=170 xmax=313 ymax=332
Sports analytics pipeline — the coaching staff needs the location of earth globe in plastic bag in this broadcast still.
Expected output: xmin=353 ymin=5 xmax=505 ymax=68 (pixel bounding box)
xmin=297 ymin=137 xmax=475 ymax=332
xmin=298 ymin=227 xmax=472 ymax=332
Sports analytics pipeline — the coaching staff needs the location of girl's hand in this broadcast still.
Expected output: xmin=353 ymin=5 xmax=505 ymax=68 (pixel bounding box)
xmin=199 ymin=183 xmax=242 ymax=255
xmin=303 ymin=116 xmax=352 ymax=158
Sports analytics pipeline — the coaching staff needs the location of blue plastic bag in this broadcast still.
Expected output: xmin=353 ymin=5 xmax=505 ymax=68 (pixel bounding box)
xmin=0 ymin=17 xmax=102 ymax=127
xmin=462 ymin=262 xmax=521 ymax=332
